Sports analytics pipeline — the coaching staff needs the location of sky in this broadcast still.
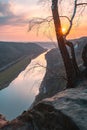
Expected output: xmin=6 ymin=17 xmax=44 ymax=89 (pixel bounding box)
xmin=0 ymin=0 xmax=87 ymax=42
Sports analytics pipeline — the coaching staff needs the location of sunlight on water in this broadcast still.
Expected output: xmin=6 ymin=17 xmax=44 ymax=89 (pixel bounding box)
xmin=0 ymin=51 xmax=48 ymax=120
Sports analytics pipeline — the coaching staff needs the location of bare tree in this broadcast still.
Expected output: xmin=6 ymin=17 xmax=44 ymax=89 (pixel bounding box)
xmin=51 ymin=0 xmax=87 ymax=87
xmin=29 ymin=0 xmax=87 ymax=88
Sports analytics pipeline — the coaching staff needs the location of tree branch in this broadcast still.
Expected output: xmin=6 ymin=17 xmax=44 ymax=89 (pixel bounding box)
xmin=28 ymin=16 xmax=53 ymax=31
xmin=60 ymin=15 xmax=71 ymax=22
xmin=29 ymin=0 xmax=87 ymax=37
xmin=25 ymin=62 xmax=67 ymax=81
xmin=28 ymin=15 xmax=71 ymax=32
xmin=76 ymin=3 xmax=87 ymax=6
xmin=65 ymin=0 xmax=87 ymax=37
xmin=65 ymin=0 xmax=77 ymax=37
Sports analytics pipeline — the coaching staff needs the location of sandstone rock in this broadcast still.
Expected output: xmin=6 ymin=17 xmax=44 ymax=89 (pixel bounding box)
xmin=0 ymin=78 xmax=87 ymax=130
xmin=1 ymin=81 xmax=87 ymax=130
xmin=42 ymin=82 xmax=87 ymax=130
xmin=0 ymin=103 xmax=79 ymax=130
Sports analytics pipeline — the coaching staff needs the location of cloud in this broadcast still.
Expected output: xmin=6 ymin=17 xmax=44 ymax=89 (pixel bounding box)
xmin=0 ymin=1 xmax=13 ymax=16
xmin=0 ymin=1 xmax=28 ymax=26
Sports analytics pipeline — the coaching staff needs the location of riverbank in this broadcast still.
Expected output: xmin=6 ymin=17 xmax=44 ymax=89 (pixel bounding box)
xmin=0 ymin=41 xmax=46 ymax=90
xmin=0 ymin=56 xmax=31 ymax=90
xmin=0 ymin=38 xmax=87 ymax=129
xmin=0 ymin=50 xmax=48 ymax=121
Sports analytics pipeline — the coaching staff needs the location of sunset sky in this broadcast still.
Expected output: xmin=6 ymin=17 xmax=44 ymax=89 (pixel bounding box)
xmin=0 ymin=0 xmax=87 ymax=42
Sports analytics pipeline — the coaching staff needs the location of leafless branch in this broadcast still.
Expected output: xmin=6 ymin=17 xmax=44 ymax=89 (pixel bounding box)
xmin=65 ymin=0 xmax=87 ymax=37
xmin=64 ymin=0 xmax=77 ymax=37
xmin=29 ymin=0 xmax=87 ymax=39
xmin=25 ymin=62 xmax=67 ymax=81
xmin=60 ymin=16 xmax=71 ymax=22
xmin=28 ymin=15 xmax=71 ymax=36
xmin=28 ymin=16 xmax=53 ymax=31
xmin=76 ymin=3 xmax=87 ymax=6
xmin=36 ymin=63 xmax=67 ymax=81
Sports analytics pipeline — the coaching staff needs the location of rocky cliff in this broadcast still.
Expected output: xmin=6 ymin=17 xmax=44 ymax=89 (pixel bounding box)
xmin=34 ymin=38 xmax=87 ymax=103
xmin=0 ymin=38 xmax=87 ymax=130
xmin=0 ymin=78 xmax=87 ymax=130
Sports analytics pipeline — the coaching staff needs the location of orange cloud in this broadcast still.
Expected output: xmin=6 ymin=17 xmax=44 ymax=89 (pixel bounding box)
xmin=0 ymin=0 xmax=87 ymax=42
xmin=0 ymin=25 xmax=50 ymax=42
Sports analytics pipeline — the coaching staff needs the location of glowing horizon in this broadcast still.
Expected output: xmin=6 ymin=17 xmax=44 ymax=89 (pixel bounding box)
xmin=0 ymin=0 xmax=87 ymax=42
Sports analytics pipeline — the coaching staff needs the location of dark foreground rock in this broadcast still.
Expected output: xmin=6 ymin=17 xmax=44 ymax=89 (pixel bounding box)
xmin=0 ymin=103 xmax=79 ymax=130
xmin=82 ymin=44 xmax=87 ymax=67
xmin=0 ymin=79 xmax=87 ymax=130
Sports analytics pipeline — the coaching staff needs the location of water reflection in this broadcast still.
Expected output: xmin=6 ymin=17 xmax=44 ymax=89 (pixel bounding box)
xmin=0 ymin=51 xmax=47 ymax=120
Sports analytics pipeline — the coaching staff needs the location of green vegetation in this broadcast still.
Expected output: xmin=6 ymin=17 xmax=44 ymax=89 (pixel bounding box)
xmin=0 ymin=41 xmax=45 ymax=68
xmin=0 ymin=41 xmax=46 ymax=90
xmin=0 ymin=56 xmax=31 ymax=90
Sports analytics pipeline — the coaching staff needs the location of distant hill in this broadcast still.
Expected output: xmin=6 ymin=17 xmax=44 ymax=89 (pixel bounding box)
xmin=36 ymin=37 xmax=87 ymax=49
xmin=0 ymin=37 xmax=86 ymax=66
xmin=36 ymin=42 xmax=58 ymax=49
xmin=0 ymin=41 xmax=46 ymax=68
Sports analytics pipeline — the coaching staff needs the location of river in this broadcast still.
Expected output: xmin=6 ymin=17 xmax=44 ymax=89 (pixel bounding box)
xmin=0 ymin=51 xmax=48 ymax=120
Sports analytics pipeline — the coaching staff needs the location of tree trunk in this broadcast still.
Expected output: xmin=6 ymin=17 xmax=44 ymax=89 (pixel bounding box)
xmin=51 ymin=0 xmax=76 ymax=87
xmin=66 ymin=40 xmax=80 ymax=76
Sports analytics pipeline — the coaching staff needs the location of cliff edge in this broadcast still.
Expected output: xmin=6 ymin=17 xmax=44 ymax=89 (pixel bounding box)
xmin=0 ymin=78 xmax=87 ymax=130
